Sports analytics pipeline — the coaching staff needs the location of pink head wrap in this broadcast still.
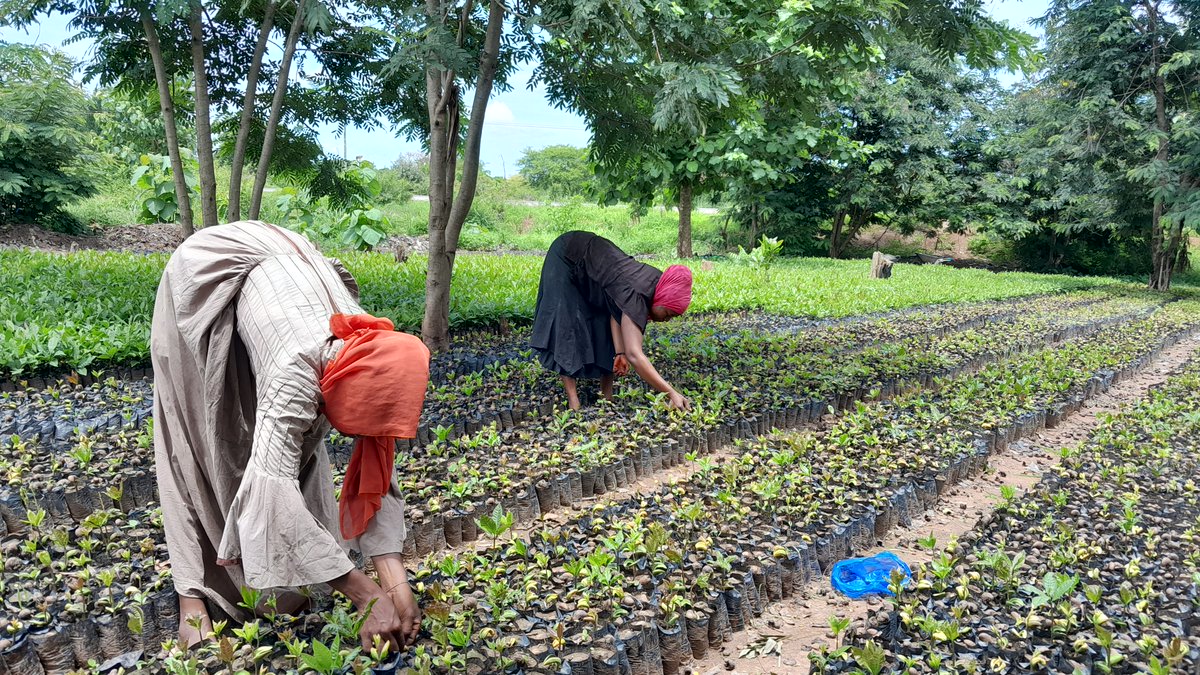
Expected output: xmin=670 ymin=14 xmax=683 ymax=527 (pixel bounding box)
xmin=653 ymin=265 xmax=694 ymax=315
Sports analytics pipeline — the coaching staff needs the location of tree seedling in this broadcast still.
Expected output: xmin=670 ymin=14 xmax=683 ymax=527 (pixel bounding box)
xmin=829 ymin=615 xmax=851 ymax=649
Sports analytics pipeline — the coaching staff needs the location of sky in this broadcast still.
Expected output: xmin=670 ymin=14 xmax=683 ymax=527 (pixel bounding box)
xmin=2 ymin=0 xmax=1048 ymax=176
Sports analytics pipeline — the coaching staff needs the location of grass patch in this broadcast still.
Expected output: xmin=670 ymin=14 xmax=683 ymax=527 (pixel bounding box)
xmin=1 ymin=247 xmax=1121 ymax=378
xmin=377 ymin=200 xmax=431 ymax=237
xmin=65 ymin=175 xmax=142 ymax=229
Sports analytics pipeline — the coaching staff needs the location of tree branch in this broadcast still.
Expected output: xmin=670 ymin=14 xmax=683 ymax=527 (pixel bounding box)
xmin=744 ymin=34 xmax=808 ymax=68
xmin=228 ymin=0 xmax=278 ymax=221
xmin=445 ymin=0 xmax=504 ymax=255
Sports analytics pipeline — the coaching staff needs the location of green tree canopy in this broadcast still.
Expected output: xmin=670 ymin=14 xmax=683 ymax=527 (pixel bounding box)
xmin=736 ymin=42 xmax=1004 ymax=257
xmin=535 ymin=0 xmax=1035 ymax=258
xmin=516 ymin=145 xmax=592 ymax=198
xmin=992 ymin=0 xmax=1200 ymax=288
xmin=978 ymin=84 xmax=1155 ymax=275
xmin=0 ymin=42 xmax=97 ymax=230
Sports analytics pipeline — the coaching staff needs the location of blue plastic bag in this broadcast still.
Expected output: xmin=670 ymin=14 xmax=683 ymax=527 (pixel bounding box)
xmin=831 ymin=551 xmax=912 ymax=599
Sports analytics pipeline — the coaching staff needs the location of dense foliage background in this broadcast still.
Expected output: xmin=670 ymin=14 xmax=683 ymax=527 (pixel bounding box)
xmin=1 ymin=0 xmax=1198 ymax=349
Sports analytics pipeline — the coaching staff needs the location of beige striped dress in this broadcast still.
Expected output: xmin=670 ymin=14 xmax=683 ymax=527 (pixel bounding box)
xmin=150 ymin=220 xmax=407 ymax=620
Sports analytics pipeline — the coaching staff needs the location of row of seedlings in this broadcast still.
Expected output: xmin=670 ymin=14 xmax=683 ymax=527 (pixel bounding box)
xmin=818 ymin=354 xmax=1200 ymax=673
xmin=359 ymin=301 xmax=1200 ymax=674
xmin=385 ymin=294 xmax=1163 ymax=559
xmin=410 ymin=292 xmax=1121 ymax=445
xmin=0 ymin=293 xmax=1148 ymax=542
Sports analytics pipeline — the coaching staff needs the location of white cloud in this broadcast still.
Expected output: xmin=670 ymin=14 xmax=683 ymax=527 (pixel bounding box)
xmin=487 ymin=101 xmax=516 ymax=124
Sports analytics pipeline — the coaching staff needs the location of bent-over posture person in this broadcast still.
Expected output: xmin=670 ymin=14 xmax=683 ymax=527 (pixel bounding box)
xmin=531 ymin=230 xmax=693 ymax=410
xmin=151 ymin=220 xmax=429 ymax=652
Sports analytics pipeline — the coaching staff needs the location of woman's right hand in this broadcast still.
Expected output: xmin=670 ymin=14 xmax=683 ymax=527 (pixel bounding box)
xmin=330 ymin=569 xmax=408 ymax=652
xmin=357 ymin=589 xmax=408 ymax=653
xmin=668 ymin=391 xmax=691 ymax=411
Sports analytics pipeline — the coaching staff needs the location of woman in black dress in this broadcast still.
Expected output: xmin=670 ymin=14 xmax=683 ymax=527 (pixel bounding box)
xmin=531 ymin=230 xmax=693 ymax=410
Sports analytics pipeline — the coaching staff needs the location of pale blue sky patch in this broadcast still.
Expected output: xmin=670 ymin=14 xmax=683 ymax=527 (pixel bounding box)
xmin=315 ymin=62 xmax=592 ymax=174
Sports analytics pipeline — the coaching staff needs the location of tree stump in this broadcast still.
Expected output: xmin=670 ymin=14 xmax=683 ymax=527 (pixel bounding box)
xmin=870 ymin=251 xmax=896 ymax=279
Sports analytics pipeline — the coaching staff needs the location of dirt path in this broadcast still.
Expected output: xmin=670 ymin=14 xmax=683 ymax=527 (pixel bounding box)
xmin=686 ymin=334 xmax=1200 ymax=675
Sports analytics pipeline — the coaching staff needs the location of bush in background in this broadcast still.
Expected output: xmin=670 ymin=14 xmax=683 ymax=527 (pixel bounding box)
xmin=0 ymin=43 xmax=97 ymax=232
xmin=516 ymin=145 xmax=593 ymax=198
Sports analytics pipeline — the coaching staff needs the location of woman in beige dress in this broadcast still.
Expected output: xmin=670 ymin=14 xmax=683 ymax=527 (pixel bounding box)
xmin=150 ymin=220 xmax=428 ymax=652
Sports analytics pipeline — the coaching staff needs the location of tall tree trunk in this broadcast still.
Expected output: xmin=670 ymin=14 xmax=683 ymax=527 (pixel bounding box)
xmin=443 ymin=0 xmax=504 ymax=258
xmin=829 ymin=210 xmax=847 ymax=259
xmin=677 ymin=181 xmax=693 ymax=258
xmin=1146 ymin=0 xmax=1177 ymax=291
xmin=831 ymin=208 xmax=869 ymax=259
xmin=227 ymin=0 xmax=276 ymax=222
xmin=421 ymin=0 xmax=505 ymax=352
xmin=424 ymin=72 xmax=457 ymax=355
xmin=1151 ymin=213 xmax=1183 ymax=289
xmin=189 ymin=5 xmax=219 ymax=229
xmin=749 ymin=203 xmax=758 ymax=246
xmin=141 ymin=13 xmax=194 ymax=237
xmin=848 ymin=209 xmax=870 ymax=256
xmin=249 ymin=0 xmax=306 ymax=220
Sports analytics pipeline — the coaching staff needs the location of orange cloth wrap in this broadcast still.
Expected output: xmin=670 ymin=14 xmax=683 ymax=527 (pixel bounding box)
xmin=320 ymin=313 xmax=430 ymax=540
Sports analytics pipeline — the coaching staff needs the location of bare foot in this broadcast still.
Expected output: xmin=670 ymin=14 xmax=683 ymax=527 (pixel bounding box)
xmin=177 ymin=595 xmax=213 ymax=649
xmin=561 ymin=376 xmax=582 ymax=410
xmin=600 ymin=374 xmax=614 ymax=401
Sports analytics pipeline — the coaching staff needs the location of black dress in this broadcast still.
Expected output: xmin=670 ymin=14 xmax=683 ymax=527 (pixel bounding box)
xmin=531 ymin=231 xmax=662 ymax=379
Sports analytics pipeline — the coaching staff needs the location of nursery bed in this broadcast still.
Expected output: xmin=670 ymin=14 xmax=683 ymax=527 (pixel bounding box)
xmin=1 ymin=290 xmax=1198 ymax=674
xmin=817 ymin=351 xmax=1200 ymax=674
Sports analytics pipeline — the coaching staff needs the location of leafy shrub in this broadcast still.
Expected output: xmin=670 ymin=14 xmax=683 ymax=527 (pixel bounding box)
xmin=265 ymin=161 xmax=394 ymax=249
xmin=967 ymin=233 xmax=1019 ymax=264
xmin=273 ymin=187 xmax=318 ymax=233
xmin=329 ymin=162 xmax=390 ymax=250
xmin=543 ymin=197 xmax=586 ymax=236
xmin=465 ymin=195 xmax=508 ymax=234
xmin=733 ymin=235 xmax=784 ymax=272
xmin=65 ymin=176 xmax=141 ymax=227
xmin=89 ymin=86 xmax=193 ymax=163
xmin=974 ymin=228 xmax=1156 ymax=277
xmin=0 ymin=44 xmax=97 ymax=231
xmin=389 ymin=152 xmax=430 ymax=195
xmin=516 ymin=145 xmax=593 ymax=198
xmin=130 ymin=152 xmax=198 ymax=224
xmin=374 ymin=167 xmax=416 ymax=205
xmin=337 ymin=207 xmax=389 ymax=250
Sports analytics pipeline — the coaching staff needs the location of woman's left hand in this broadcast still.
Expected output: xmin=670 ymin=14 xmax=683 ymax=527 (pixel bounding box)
xmin=613 ymin=354 xmax=630 ymax=376
xmin=386 ymin=582 xmax=422 ymax=647
xmin=374 ymin=554 xmax=421 ymax=647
